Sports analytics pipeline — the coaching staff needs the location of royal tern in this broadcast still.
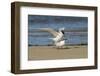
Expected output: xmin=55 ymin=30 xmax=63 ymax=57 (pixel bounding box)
xmin=36 ymin=28 xmax=66 ymax=48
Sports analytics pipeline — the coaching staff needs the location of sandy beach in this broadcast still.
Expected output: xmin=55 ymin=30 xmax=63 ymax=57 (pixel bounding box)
xmin=28 ymin=45 xmax=87 ymax=60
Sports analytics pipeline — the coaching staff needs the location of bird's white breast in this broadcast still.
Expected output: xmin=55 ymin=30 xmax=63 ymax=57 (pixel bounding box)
xmin=55 ymin=40 xmax=65 ymax=47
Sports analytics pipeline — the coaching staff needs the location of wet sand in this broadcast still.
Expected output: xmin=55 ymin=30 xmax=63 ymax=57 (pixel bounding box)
xmin=28 ymin=45 xmax=87 ymax=60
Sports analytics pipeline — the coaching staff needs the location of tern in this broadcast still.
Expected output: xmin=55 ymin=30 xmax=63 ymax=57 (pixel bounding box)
xmin=36 ymin=28 xmax=66 ymax=48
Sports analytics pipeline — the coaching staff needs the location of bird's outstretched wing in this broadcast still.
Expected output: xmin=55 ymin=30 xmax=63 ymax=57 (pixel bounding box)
xmin=35 ymin=28 xmax=58 ymax=37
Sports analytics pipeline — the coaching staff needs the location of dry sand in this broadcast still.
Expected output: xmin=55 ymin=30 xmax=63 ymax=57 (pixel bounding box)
xmin=28 ymin=45 xmax=87 ymax=60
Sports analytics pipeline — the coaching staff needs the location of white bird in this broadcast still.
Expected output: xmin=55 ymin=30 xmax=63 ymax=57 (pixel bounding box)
xmin=55 ymin=40 xmax=65 ymax=48
xmin=36 ymin=28 xmax=66 ymax=48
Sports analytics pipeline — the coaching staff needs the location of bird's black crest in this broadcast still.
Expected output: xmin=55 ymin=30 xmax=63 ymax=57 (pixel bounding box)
xmin=61 ymin=30 xmax=64 ymax=34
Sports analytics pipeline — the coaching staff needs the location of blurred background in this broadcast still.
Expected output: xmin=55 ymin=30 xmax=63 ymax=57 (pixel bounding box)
xmin=28 ymin=15 xmax=88 ymax=46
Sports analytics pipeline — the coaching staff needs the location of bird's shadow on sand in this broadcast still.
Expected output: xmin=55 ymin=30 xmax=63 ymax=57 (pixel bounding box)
xmin=56 ymin=47 xmax=70 ymax=49
xmin=55 ymin=46 xmax=80 ymax=49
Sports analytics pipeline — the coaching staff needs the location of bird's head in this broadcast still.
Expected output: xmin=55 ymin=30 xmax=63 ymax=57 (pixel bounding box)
xmin=59 ymin=28 xmax=65 ymax=34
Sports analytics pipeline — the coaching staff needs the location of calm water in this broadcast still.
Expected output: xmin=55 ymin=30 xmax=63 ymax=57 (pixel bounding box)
xmin=28 ymin=15 xmax=88 ymax=46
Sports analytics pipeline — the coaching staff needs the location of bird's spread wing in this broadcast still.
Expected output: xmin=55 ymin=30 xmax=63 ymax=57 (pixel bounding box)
xmin=35 ymin=28 xmax=58 ymax=37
